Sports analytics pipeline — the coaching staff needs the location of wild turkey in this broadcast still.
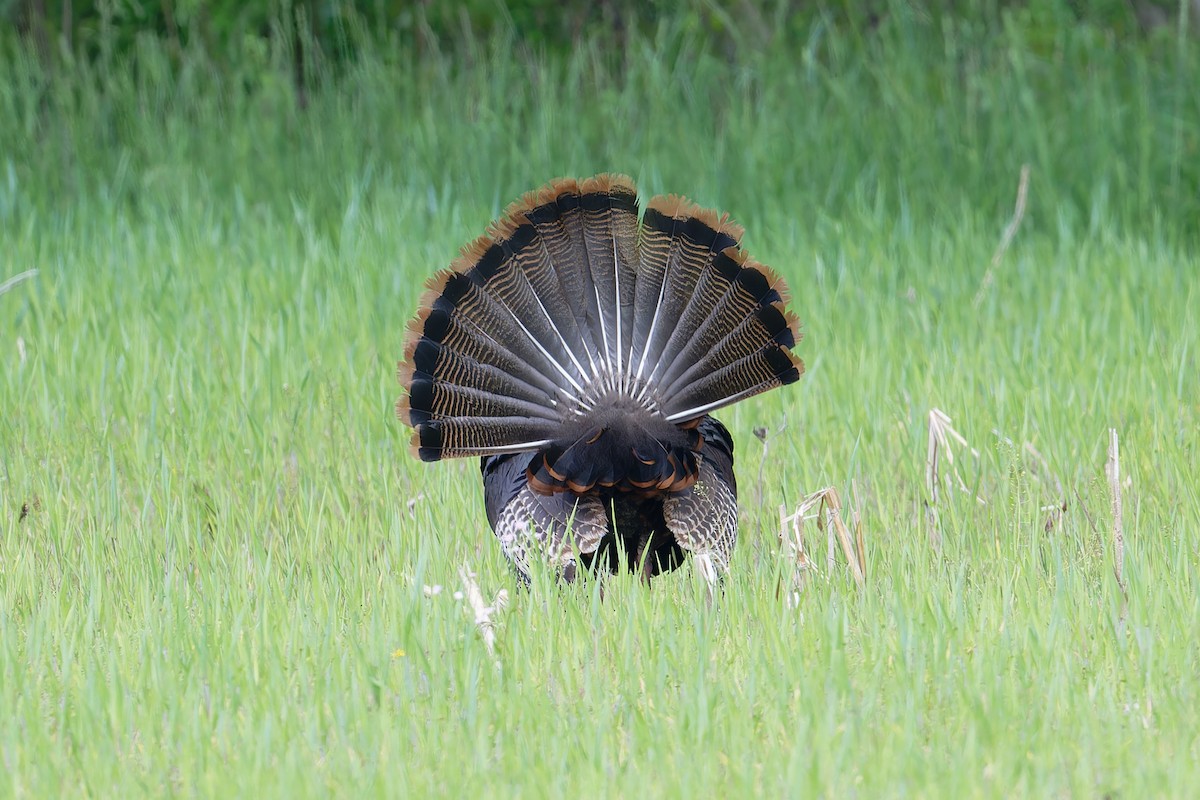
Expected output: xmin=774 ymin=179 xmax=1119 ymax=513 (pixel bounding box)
xmin=397 ymin=175 xmax=803 ymax=586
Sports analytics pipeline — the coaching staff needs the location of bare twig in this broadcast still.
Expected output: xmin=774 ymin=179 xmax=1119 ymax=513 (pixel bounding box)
xmin=0 ymin=268 xmax=39 ymax=297
xmin=973 ymin=165 xmax=1031 ymax=309
xmin=930 ymin=409 xmax=981 ymax=459
xmin=1105 ymin=429 xmax=1125 ymax=591
xmin=458 ymin=564 xmax=508 ymax=656
xmin=778 ymin=491 xmax=830 ymax=606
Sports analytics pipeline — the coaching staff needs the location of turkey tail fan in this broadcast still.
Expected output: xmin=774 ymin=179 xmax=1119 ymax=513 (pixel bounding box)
xmin=397 ymin=174 xmax=803 ymax=464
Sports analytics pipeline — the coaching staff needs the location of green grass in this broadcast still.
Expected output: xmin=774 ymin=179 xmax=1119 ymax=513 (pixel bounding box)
xmin=2 ymin=13 xmax=1200 ymax=797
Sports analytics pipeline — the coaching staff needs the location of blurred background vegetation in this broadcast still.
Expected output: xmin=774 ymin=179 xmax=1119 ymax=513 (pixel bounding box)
xmin=1 ymin=0 xmax=1196 ymax=246
xmin=3 ymin=0 xmax=1197 ymax=76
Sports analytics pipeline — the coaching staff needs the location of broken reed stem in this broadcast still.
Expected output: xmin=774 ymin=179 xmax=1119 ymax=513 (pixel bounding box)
xmin=459 ymin=564 xmax=508 ymax=656
xmin=926 ymin=408 xmax=988 ymax=550
xmin=925 ymin=410 xmax=944 ymax=550
xmin=1105 ymin=429 xmax=1125 ymax=591
xmin=779 ymin=487 xmax=866 ymax=601
xmin=822 ymin=489 xmax=864 ymax=586
xmin=973 ymin=164 xmax=1031 ymax=309
xmin=0 ymin=268 xmax=39 ymax=297
xmin=778 ymin=502 xmax=815 ymax=605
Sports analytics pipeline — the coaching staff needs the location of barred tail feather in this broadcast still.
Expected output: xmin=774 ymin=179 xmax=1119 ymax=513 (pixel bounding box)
xmin=652 ymin=250 xmax=791 ymax=393
xmin=412 ymin=416 xmax=559 ymax=461
xmin=633 ymin=203 xmax=743 ymax=392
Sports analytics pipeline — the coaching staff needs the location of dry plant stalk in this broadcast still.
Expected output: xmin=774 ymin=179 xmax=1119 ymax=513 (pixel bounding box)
xmin=459 ymin=564 xmax=509 ymax=656
xmin=1105 ymin=429 xmax=1125 ymax=591
xmin=973 ymin=164 xmax=1031 ymax=309
xmin=925 ymin=416 xmax=944 ymax=550
xmin=819 ymin=488 xmax=864 ymax=586
xmin=778 ymin=502 xmax=817 ymax=607
xmin=779 ymin=487 xmax=865 ymax=605
xmin=0 ymin=268 xmax=38 ymax=297
xmin=825 ymin=505 xmax=837 ymax=574
xmin=926 ymin=409 xmax=985 ymax=549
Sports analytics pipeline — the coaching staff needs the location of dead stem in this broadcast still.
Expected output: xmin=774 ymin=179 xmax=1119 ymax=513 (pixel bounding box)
xmin=973 ymin=165 xmax=1031 ymax=308
xmin=1105 ymin=429 xmax=1125 ymax=592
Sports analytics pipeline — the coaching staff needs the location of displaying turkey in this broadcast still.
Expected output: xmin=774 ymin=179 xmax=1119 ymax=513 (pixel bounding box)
xmin=397 ymin=175 xmax=803 ymax=586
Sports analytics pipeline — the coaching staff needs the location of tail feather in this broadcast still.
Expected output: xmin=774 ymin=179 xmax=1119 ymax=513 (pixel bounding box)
xmin=636 ymin=204 xmax=742 ymax=393
xmin=444 ymin=239 xmax=591 ymax=400
xmin=576 ymin=177 xmax=639 ymax=381
xmin=627 ymin=205 xmax=681 ymax=386
xmin=664 ymin=344 xmax=801 ymax=423
xmin=655 ymin=255 xmax=798 ymax=395
xmin=501 ymin=212 xmax=597 ymax=384
xmin=645 ymin=244 xmax=747 ymax=392
xmin=661 ymin=306 xmax=801 ymax=408
xmin=398 ymin=174 xmax=804 ymax=468
xmin=413 ymin=415 xmax=559 ymax=461
xmin=397 ymin=354 xmax=555 ymax=421
xmin=527 ymin=182 xmax=610 ymax=382
xmin=578 ymin=177 xmax=640 ymax=387
xmin=406 ymin=285 xmax=569 ymax=403
xmin=399 ymin=370 xmax=561 ymax=428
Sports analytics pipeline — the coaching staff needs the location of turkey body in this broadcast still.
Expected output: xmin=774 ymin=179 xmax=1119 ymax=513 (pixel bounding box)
xmin=397 ymin=175 xmax=802 ymax=586
xmin=481 ymin=414 xmax=736 ymax=582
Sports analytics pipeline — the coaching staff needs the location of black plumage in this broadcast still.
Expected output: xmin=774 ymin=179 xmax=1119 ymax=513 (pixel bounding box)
xmin=397 ymin=175 xmax=803 ymax=584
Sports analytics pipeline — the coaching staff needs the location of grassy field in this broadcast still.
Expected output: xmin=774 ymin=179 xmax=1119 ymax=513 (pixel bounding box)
xmin=2 ymin=13 xmax=1199 ymax=797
